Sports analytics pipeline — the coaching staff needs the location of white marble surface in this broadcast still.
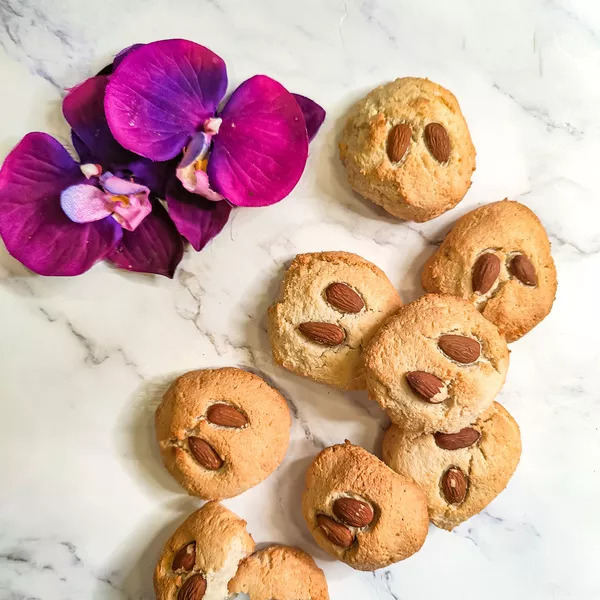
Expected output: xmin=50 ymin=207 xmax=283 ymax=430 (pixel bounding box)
xmin=0 ymin=0 xmax=599 ymax=598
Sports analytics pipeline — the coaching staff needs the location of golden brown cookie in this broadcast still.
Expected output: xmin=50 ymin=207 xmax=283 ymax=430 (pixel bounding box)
xmin=153 ymin=502 xmax=255 ymax=600
xmin=421 ymin=200 xmax=557 ymax=342
xmin=339 ymin=77 xmax=476 ymax=222
xmin=229 ymin=545 xmax=329 ymax=600
xmin=156 ymin=368 xmax=291 ymax=500
xmin=302 ymin=441 xmax=428 ymax=571
xmin=382 ymin=402 xmax=521 ymax=530
xmin=267 ymin=251 xmax=402 ymax=390
xmin=364 ymin=294 xmax=509 ymax=433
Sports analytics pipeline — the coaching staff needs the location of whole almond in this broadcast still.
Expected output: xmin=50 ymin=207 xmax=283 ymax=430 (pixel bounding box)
xmin=424 ymin=122 xmax=451 ymax=162
xmin=316 ymin=514 xmax=354 ymax=547
xmin=387 ymin=123 xmax=412 ymax=162
xmin=438 ymin=335 xmax=480 ymax=364
xmin=434 ymin=428 xmax=481 ymax=450
xmin=299 ymin=322 xmax=345 ymax=346
xmin=188 ymin=437 xmax=223 ymax=470
xmin=172 ymin=542 xmax=196 ymax=572
xmin=325 ymin=282 xmax=365 ymax=313
xmin=472 ymin=253 xmax=500 ymax=294
xmin=509 ymin=254 xmax=537 ymax=286
xmin=178 ymin=574 xmax=207 ymax=600
xmin=441 ymin=467 xmax=468 ymax=504
xmin=406 ymin=371 xmax=448 ymax=403
xmin=207 ymin=404 xmax=247 ymax=428
xmin=333 ymin=497 xmax=374 ymax=528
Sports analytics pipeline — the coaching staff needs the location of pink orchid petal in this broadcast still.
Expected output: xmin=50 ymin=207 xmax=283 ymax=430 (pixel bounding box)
xmin=190 ymin=170 xmax=224 ymax=202
xmin=110 ymin=192 xmax=152 ymax=231
xmin=107 ymin=200 xmax=183 ymax=278
xmin=292 ymin=93 xmax=326 ymax=142
xmin=100 ymin=173 xmax=149 ymax=196
xmin=105 ymin=39 xmax=228 ymax=161
xmin=60 ymin=184 xmax=113 ymax=223
xmin=208 ymin=75 xmax=308 ymax=207
xmin=166 ymin=178 xmax=231 ymax=251
xmin=0 ymin=132 xmax=121 ymax=276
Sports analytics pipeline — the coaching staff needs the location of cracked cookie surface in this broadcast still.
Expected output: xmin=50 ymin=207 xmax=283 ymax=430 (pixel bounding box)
xmin=267 ymin=251 xmax=402 ymax=390
xmin=364 ymin=294 xmax=509 ymax=433
xmin=382 ymin=402 xmax=521 ymax=530
xmin=302 ymin=441 xmax=428 ymax=571
xmin=421 ymin=199 xmax=557 ymax=342
xmin=229 ymin=545 xmax=329 ymax=600
xmin=153 ymin=502 xmax=255 ymax=600
xmin=156 ymin=368 xmax=291 ymax=500
xmin=339 ymin=77 xmax=476 ymax=222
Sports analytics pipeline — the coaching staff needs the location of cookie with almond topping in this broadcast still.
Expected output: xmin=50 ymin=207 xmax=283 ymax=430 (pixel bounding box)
xmin=382 ymin=402 xmax=521 ymax=530
xmin=229 ymin=545 xmax=329 ymax=600
xmin=302 ymin=441 xmax=428 ymax=571
xmin=421 ymin=199 xmax=557 ymax=342
xmin=339 ymin=77 xmax=476 ymax=222
xmin=154 ymin=502 xmax=255 ymax=600
xmin=267 ymin=251 xmax=402 ymax=390
xmin=156 ymin=368 xmax=291 ymax=500
xmin=364 ymin=294 xmax=509 ymax=433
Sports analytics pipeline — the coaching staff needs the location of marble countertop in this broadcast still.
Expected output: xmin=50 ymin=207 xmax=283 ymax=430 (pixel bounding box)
xmin=1 ymin=0 xmax=598 ymax=598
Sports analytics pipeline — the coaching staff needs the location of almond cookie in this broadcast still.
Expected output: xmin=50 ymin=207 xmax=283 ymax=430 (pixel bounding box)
xmin=267 ymin=251 xmax=402 ymax=390
xmin=153 ymin=502 xmax=255 ymax=600
xmin=382 ymin=402 xmax=521 ymax=530
xmin=156 ymin=368 xmax=291 ymax=500
xmin=421 ymin=200 xmax=557 ymax=342
xmin=229 ymin=545 xmax=329 ymax=600
xmin=364 ymin=294 xmax=509 ymax=433
xmin=339 ymin=77 xmax=476 ymax=222
xmin=302 ymin=441 xmax=428 ymax=571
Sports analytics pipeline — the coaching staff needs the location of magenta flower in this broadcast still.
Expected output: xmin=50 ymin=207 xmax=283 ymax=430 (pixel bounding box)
xmin=0 ymin=75 xmax=205 ymax=277
xmin=0 ymin=39 xmax=325 ymax=278
xmin=105 ymin=39 xmax=325 ymax=230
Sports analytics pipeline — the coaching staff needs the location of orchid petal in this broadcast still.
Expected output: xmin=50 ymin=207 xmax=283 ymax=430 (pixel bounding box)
xmin=107 ymin=200 xmax=183 ymax=278
xmin=63 ymin=76 xmax=132 ymax=165
xmin=0 ymin=132 xmax=121 ymax=276
xmin=208 ymin=75 xmax=308 ymax=207
xmin=113 ymin=43 xmax=144 ymax=70
xmin=105 ymin=39 xmax=228 ymax=161
xmin=96 ymin=43 xmax=145 ymax=76
xmin=71 ymin=131 xmax=93 ymax=163
xmin=292 ymin=93 xmax=326 ymax=142
xmin=60 ymin=184 xmax=112 ymax=223
xmin=166 ymin=178 xmax=231 ymax=251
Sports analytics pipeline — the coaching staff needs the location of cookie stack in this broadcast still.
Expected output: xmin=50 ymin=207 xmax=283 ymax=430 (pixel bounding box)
xmin=366 ymin=293 xmax=521 ymax=531
xmin=267 ymin=203 xmax=555 ymax=565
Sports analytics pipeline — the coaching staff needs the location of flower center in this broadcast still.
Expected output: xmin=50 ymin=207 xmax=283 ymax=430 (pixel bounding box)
xmin=175 ymin=127 xmax=224 ymax=202
xmin=60 ymin=167 xmax=152 ymax=231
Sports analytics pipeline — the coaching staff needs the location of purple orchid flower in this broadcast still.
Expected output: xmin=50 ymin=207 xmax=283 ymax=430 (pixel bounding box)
xmin=0 ymin=74 xmax=228 ymax=277
xmin=104 ymin=39 xmax=326 ymax=236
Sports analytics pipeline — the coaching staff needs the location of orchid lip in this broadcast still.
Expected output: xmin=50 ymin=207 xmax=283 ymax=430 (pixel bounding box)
xmin=60 ymin=171 xmax=152 ymax=231
xmin=176 ymin=131 xmax=224 ymax=201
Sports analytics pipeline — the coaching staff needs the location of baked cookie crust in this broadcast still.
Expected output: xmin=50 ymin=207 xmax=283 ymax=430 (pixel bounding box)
xmin=339 ymin=77 xmax=476 ymax=222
